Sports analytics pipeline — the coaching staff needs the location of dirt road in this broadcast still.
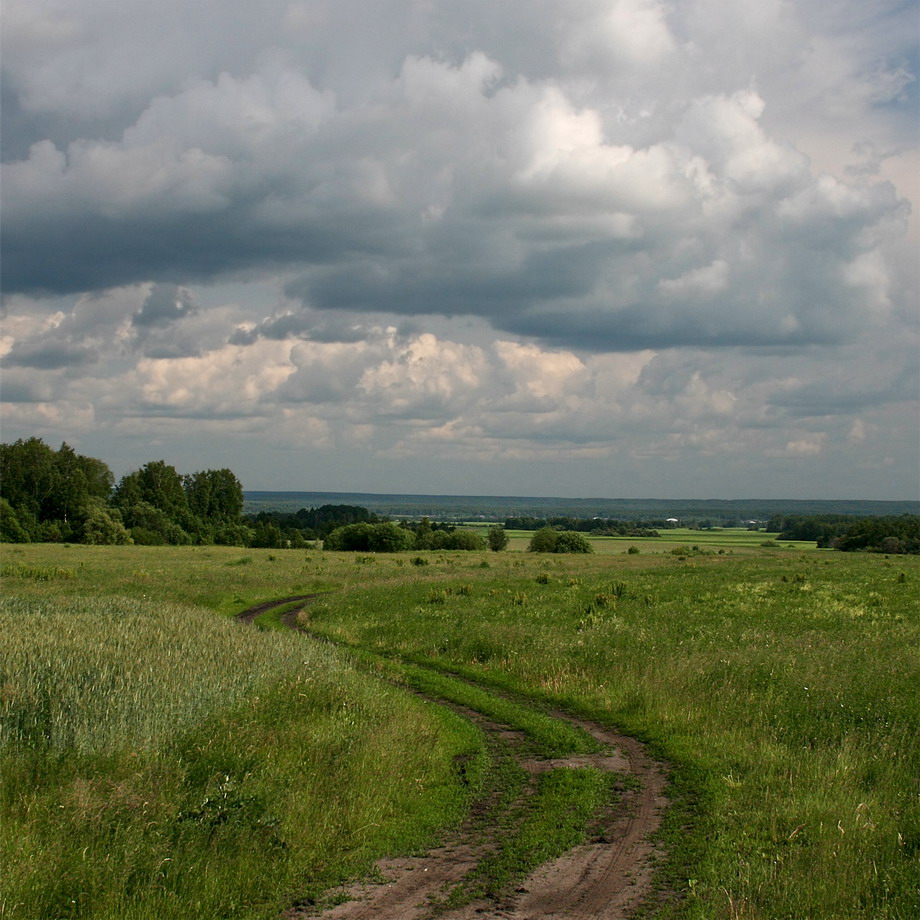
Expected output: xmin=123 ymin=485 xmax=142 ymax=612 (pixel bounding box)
xmin=238 ymin=597 xmax=671 ymax=920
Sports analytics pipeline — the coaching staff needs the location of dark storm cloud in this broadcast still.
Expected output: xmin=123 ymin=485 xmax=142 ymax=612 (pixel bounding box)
xmin=771 ymin=356 xmax=920 ymax=417
xmin=2 ymin=3 xmax=913 ymax=354
xmin=4 ymin=341 xmax=97 ymax=369
xmin=133 ymin=284 xmax=198 ymax=327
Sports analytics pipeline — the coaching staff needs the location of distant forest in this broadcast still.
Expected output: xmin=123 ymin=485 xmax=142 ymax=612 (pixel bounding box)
xmin=244 ymin=490 xmax=917 ymax=524
xmin=1 ymin=439 xmax=917 ymax=552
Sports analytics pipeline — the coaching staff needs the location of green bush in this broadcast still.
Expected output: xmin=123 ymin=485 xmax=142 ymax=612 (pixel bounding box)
xmin=81 ymin=502 xmax=132 ymax=545
xmin=528 ymin=528 xmax=593 ymax=554
xmin=324 ymin=522 xmax=415 ymax=552
xmin=488 ymin=525 xmax=509 ymax=552
xmin=528 ymin=527 xmax=560 ymax=553
xmin=443 ymin=530 xmax=486 ymax=551
xmin=554 ymin=531 xmax=593 ymax=554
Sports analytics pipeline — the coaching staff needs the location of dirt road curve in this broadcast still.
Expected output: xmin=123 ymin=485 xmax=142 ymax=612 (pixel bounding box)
xmin=237 ymin=598 xmax=670 ymax=920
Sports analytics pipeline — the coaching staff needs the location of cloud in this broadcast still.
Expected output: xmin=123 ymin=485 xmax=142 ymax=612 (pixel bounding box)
xmin=133 ymin=283 xmax=198 ymax=328
xmin=0 ymin=0 xmax=916 ymax=498
xmin=134 ymin=338 xmax=295 ymax=417
xmin=563 ymin=0 xmax=679 ymax=72
xmin=4 ymin=341 xmax=97 ymax=370
xmin=2 ymin=25 xmax=911 ymax=355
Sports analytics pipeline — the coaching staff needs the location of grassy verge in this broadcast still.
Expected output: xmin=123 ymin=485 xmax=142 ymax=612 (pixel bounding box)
xmin=250 ymin=598 xmax=315 ymax=630
xmin=356 ymin=650 xmax=601 ymax=758
xmin=302 ymin=550 xmax=920 ymax=920
xmin=0 ymin=593 xmax=484 ymax=919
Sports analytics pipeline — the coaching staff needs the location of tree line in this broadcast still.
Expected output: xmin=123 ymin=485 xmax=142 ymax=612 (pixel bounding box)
xmin=5 ymin=437 xmax=914 ymax=554
xmin=768 ymin=513 xmax=920 ymax=554
xmin=503 ymin=516 xmax=661 ymax=537
xmin=0 ymin=438 xmax=504 ymax=551
xmin=0 ymin=438 xmax=248 ymax=546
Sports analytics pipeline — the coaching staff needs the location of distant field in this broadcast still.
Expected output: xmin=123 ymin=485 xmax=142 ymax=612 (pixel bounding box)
xmin=468 ymin=525 xmax=818 ymax=554
xmin=2 ymin=541 xmax=918 ymax=919
xmin=243 ymin=490 xmax=918 ymax=522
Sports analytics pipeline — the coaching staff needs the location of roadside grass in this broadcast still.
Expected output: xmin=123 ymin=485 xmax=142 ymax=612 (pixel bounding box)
xmin=0 ymin=543 xmax=341 ymax=616
xmin=0 ymin=592 xmax=484 ymax=919
xmin=250 ymin=598 xmax=312 ymax=631
xmin=2 ymin=543 xmax=918 ymax=919
xmin=394 ymin=659 xmax=601 ymax=758
xmin=301 ymin=549 xmax=920 ymax=920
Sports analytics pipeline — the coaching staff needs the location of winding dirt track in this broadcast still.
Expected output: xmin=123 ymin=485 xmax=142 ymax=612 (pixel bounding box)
xmin=237 ymin=597 xmax=671 ymax=920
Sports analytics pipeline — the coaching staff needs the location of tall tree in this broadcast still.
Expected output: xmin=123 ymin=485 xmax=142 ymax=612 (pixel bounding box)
xmin=47 ymin=443 xmax=89 ymax=524
xmin=114 ymin=460 xmax=188 ymax=522
xmin=0 ymin=437 xmax=57 ymax=519
xmin=0 ymin=438 xmax=115 ymax=532
xmin=185 ymin=468 xmax=244 ymax=522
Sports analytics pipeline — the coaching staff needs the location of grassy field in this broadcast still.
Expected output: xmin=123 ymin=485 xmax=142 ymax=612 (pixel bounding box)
xmin=2 ymin=539 xmax=918 ymax=919
xmin=480 ymin=525 xmax=818 ymax=555
xmin=0 ymin=548 xmax=486 ymax=919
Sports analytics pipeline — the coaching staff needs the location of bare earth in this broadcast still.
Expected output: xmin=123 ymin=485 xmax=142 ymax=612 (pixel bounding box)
xmin=237 ymin=598 xmax=671 ymax=920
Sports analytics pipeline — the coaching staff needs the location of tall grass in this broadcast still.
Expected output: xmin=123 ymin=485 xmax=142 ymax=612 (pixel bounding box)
xmin=305 ymin=551 xmax=920 ymax=920
xmin=0 ymin=593 xmax=484 ymax=919
xmin=3 ymin=543 xmax=918 ymax=919
xmin=1 ymin=595 xmax=331 ymax=753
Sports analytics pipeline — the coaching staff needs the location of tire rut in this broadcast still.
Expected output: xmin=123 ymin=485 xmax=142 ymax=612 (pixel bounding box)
xmin=237 ymin=596 xmax=671 ymax=920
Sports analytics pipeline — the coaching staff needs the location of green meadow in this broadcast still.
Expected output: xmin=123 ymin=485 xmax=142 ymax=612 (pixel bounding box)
xmin=1 ymin=538 xmax=918 ymax=919
xmin=477 ymin=525 xmax=817 ymax=555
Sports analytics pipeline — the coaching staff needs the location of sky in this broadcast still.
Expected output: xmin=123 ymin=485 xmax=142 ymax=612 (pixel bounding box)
xmin=1 ymin=0 xmax=918 ymax=500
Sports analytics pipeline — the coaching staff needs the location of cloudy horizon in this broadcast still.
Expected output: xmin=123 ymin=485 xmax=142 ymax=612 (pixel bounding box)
xmin=1 ymin=0 xmax=917 ymax=499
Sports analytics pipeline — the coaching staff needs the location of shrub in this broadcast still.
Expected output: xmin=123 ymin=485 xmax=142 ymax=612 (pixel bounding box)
xmin=530 ymin=529 xmax=593 ymax=553
xmin=324 ymin=522 xmax=415 ymax=552
xmin=367 ymin=523 xmax=416 ymax=552
xmin=81 ymin=503 xmax=132 ymax=545
xmin=487 ymin=525 xmax=509 ymax=552
xmin=214 ymin=523 xmax=254 ymax=546
xmin=130 ymin=526 xmax=167 ymax=546
xmin=0 ymin=498 xmax=31 ymax=543
xmin=528 ymin=527 xmax=560 ymax=553
xmin=553 ymin=531 xmax=594 ymax=554
xmin=443 ymin=531 xmax=486 ymax=551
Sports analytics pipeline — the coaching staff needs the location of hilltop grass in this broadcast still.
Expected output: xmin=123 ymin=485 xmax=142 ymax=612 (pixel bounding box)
xmin=2 ymin=542 xmax=918 ymax=919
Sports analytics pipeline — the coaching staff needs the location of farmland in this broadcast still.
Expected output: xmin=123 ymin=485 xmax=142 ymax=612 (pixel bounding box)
xmin=2 ymin=537 xmax=918 ymax=919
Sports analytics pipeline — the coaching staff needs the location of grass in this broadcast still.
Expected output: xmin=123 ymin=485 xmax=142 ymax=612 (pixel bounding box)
xmin=392 ymin=659 xmax=601 ymax=758
xmin=0 ymin=590 xmax=484 ymax=919
xmin=473 ymin=525 xmax=818 ymax=555
xmin=300 ymin=548 xmax=920 ymax=919
xmin=444 ymin=766 xmax=615 ymax=909
xmin=2 ymin=541 xmax=918 ymax=919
